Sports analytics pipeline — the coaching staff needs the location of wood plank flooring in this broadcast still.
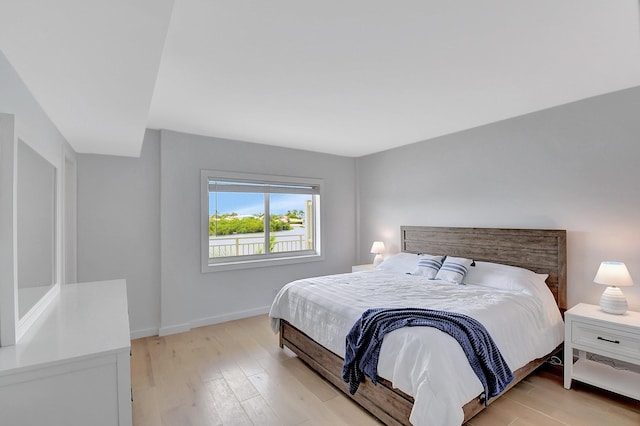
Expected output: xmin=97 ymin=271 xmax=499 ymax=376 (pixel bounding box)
xmin=131 ymin=314 xmax=640 ymax=426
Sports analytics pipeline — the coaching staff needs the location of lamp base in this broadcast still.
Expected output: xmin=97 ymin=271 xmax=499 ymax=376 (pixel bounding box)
xmin=373 ymin=254 xmax=383 ymax=267
xmin=600 ymin=286 xmax=628 ymax=315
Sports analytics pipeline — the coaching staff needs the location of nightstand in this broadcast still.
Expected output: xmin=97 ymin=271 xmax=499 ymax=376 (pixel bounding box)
xmin=564 ymin=303 xmax=640 ymax=400
xmin=352 ymin=264 xmax=375 ymax=272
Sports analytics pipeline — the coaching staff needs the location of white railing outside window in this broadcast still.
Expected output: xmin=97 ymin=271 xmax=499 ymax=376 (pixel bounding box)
xmin=209 ymin=231 xmax=310 ymax=258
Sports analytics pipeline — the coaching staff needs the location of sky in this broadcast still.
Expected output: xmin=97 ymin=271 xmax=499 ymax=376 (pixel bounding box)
xmin=209 ymin=192 xmax=311 ymax=216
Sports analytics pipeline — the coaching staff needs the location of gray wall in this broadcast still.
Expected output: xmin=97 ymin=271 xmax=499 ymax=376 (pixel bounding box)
xmin=356 ymin=86 xmax=640 ymax=311
xmin=77 ymin=129 xmax=357 ymax=337
xmin=77 ymin=130 xmax=161 ymax=337
xmin=160 ymin=130 xmax=357 ymax=335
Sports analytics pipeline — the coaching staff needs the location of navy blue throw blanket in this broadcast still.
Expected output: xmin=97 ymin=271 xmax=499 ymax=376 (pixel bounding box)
xmin=342 ymin=308 xmax=514 ymax=404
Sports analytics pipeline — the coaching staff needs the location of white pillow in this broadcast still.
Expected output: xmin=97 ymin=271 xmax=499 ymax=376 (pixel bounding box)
xmin=463 ymin=261 xmax=548 ymax=293
xmin=464 ymin=261 xmax=561 ymax=328
xmin=412 ymin=254 xmax=444 ymax=278
xmin=376 ymin=252 xmax=419 ymax=273
xmin=435 ymin=256 xmax=473 ymax=284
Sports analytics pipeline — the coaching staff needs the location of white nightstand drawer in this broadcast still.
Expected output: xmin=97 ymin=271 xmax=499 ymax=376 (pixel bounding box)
xmin=572 ymin=321 xmax=640 ymax=361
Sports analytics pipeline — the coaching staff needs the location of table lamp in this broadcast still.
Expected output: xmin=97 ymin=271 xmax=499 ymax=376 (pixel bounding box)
xmin=370 ymin=241 xmax=385 ymax=267
xmin=593 ymin=261 xmax=634 ymax=315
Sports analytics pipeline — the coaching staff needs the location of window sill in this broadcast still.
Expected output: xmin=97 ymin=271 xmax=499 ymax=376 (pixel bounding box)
xmin=202 ymin=253 xmax=323 ymax=273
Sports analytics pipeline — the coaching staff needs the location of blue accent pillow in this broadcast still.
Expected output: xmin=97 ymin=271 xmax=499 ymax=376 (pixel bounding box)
xmin=412 ymin=254 xmax=444 ymax=279
xmin=435 ymin=256 xmax=473 ymax=284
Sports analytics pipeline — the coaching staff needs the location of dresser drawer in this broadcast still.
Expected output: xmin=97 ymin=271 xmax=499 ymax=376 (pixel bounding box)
xmin=571 ymin=321 xmax=640 ymax=361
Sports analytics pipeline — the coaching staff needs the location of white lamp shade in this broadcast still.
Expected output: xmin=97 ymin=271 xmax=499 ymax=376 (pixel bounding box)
xmin=370 ymin=241 xmax=385 ymax=254
xmin=370 ymin=241 xmax=385 ymax=267
xmin=594 ymin=261 xmax=634 ymax=287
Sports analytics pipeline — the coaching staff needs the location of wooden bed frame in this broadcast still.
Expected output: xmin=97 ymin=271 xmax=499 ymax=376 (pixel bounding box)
xmin=278 ymin=226 xmax=567 ymax=425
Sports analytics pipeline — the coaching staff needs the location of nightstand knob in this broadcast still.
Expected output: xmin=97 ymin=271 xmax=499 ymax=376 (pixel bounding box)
xmin=597 ymin=336 xmax=620 ymax=344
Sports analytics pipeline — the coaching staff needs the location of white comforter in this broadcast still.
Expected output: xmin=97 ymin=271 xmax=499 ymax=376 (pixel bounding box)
xmin=269 ymin=269 xmax=564 ymax=426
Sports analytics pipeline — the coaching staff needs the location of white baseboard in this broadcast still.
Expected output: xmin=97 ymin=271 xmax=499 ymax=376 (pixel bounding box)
xmin=130 ymin=327 xmax=159 ymax=340
xmin=190 ymin=305 xmax=271 ymax=329
xmin=147 ymin=306 xmax=271 ymax=338
xmin=158 ymin=322 xmax=191 ymax=337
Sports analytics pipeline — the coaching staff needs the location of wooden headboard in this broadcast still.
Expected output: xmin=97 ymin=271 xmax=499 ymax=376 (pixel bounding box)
xmin=401 ymin=226 xmax=567 ymax=310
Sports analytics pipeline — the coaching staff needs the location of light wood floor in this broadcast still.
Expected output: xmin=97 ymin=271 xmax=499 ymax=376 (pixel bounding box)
xmin=131 ymin=314 xmax=640 ymax=426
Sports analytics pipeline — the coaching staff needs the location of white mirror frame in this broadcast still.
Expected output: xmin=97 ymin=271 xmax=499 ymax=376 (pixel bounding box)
xmin=0 ymin=113 xmax=61 ymax=346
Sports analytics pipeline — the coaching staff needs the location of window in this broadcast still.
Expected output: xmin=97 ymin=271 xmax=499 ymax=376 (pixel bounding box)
xmin=201 ymin=170 xmax=322 ymax=271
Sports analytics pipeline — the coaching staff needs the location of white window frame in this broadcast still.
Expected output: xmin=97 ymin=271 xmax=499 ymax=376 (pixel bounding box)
xmin=201 ymin=170 xmax=323 ymax=272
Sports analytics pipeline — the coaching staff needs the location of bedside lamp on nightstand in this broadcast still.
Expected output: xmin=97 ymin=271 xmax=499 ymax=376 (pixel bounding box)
xmin=370 ymin=241 xmax=385 ymax=267
xmin=594 ymin=261 xmax=634 ymax=315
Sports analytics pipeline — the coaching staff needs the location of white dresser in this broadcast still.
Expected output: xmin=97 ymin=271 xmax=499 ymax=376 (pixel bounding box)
xmin=0 ymin=280 xmax=132 ymax=426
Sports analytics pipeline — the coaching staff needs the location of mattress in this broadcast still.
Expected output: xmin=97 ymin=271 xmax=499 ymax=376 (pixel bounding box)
xmin=269 ymin=269 xmax=564 ymax=426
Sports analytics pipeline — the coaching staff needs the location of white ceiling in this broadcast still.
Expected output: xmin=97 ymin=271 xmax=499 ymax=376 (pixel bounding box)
xmin=1 ymin=1 xmax=639 ymax=158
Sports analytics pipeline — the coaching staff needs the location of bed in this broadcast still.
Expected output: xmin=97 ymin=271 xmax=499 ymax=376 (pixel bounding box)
xmin=269 ymin=226 xmax=567 ymax=425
